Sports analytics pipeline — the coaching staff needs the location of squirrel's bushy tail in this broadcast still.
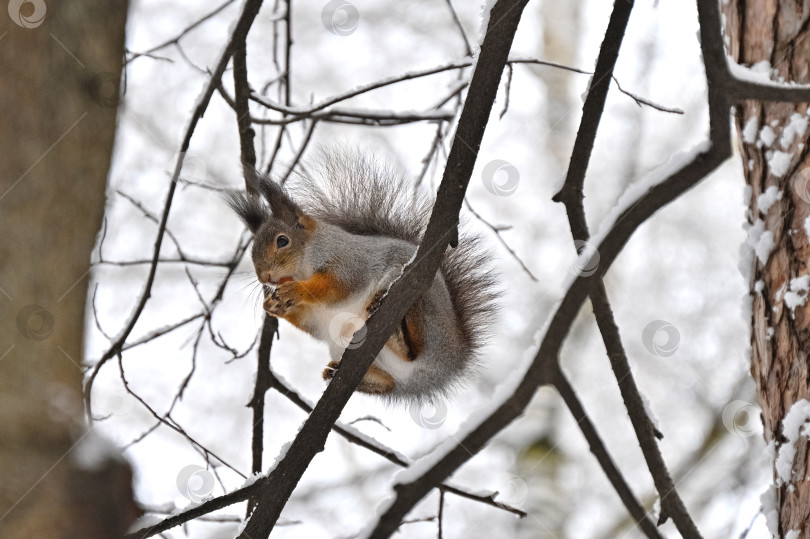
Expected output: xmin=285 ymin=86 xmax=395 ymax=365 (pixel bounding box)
xmin=289 ymin=149 xmax=498 ymax=353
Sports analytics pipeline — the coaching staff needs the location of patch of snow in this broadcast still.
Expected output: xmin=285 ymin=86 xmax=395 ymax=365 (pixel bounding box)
xmin=775 ymin=399 xmax=810 ymax=485
xmin=760 ymin=484 xmax=779 ymax=536
xmin=727 ymin=58 xmax=772 ymax=83
xmin=784 ymin=292 xmax=806 ymax=314
xmin=758 ymin=186 xmax=782 ymax=213
xmin=755 ymin=280 xmax=764 ymax=293
xmin=766 ymin=327 xmax=774 ymax=340
xmin=334 ymin=420 xmax=410 ymax=464
xmin=768 ymin=151 xmax=792 ymax=177
xmin=241 ymin=472 xmax=264 ymax=488
xmin=739 ymin=225 xmax=755 ymax=281
xmin=580 ymin=75 xmax=593 ymax=103
xmin=178 ymin=496 xmax=214 ymax=513
xmin=790 ymin=275 xmax=810 ymax=298
xmin=804 ymin=216 xmax=810 ymax=240
xmin=743 ymin=116 xmax=759 ymax=144
xmin=745 ymin=219 xmax=774 ymax=265
xmin=760 ymin=126 xmax=777 ymax=147
xmin=781 ymin=113 xmax=809 ymax=148
xmin=478 ymin=0 xmax=497 ymax=46
xmin=596 ymin=141 xmax=712 ymax=245
xmin=775 ymin=282 xmax=787 ymax=303
xmin=757 ymin=233 xmax=774 ymax=265
xmin=639 ymin=391 xmax=661 ymax=432
xmin=786 ymin=531 xmax=800 ymax=539
xmin=784 ymin=275 xmax=810 ymax=314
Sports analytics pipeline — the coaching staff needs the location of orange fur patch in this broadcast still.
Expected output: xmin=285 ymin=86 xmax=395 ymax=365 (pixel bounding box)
xmin=402 ymin=306 xmax=425 ymax=360
xmin=292 ymin=271 xmax=351 ymax=305
xmin=382 ymin=303 xmax=425 ymax=362
xmin=357 ymin=364 xmax=395 ymax=394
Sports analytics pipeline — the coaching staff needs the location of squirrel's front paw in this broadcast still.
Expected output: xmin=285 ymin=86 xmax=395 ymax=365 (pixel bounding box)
xmin=322 ymin=360 xmax=341 ymax=381
xmin=263 ymin=282 xmax=297 ymax=316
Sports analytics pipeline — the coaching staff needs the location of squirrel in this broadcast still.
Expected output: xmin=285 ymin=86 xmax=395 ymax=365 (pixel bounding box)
xmin=228 ymin=152 xmax=497 ymax=402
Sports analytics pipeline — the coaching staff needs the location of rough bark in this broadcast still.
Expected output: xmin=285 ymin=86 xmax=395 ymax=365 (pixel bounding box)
xmin=724 ymin=0 xmax=810 ymax=535
xmin=0 ymin=2 xmax=136 ymax=537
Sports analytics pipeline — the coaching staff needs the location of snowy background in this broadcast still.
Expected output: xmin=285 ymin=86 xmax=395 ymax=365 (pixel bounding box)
xmin=86 ymin=0 xmax=770 ymax=537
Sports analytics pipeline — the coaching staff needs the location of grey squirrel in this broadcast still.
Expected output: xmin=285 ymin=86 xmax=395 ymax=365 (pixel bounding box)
xmin=228 ymin=152 xmax=496 ymax=402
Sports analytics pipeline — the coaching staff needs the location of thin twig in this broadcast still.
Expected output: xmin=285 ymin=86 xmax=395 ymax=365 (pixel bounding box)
xmin=464 ymin=198 xmax=538 ymax=281
xmin=84 ymin=0 xmax=267 ymax=417
xmin=126 ymin=0 xmax=239 ymax=64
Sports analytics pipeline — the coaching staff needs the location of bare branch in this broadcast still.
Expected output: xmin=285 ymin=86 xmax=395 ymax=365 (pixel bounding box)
xmin=553 ymin=0 xmax=702 ymax=534
xmin=126 ymin=0 xmax=239 ymax=65
xmin=84 ymin=0 xmax=267 ymax=417
xmin=463 ymin=198 xmax=538 ymax=281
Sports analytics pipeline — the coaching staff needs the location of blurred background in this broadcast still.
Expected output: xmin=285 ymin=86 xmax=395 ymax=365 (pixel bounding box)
xmin=86 ymin=0 xmax=768 ymax=537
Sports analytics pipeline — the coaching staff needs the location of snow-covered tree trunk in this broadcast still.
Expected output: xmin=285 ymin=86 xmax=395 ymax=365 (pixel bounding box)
xmin=724 ymin=1 xmax=810 ymax=535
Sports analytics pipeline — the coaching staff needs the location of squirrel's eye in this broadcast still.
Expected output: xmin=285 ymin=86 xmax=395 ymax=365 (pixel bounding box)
xmin=276 ymin=235 xmax=289 ymax=248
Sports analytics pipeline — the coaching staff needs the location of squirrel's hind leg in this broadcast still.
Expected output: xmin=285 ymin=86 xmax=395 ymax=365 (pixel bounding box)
xmin=322 ymin=361 xmax=395 ymax=395
xmin=367 ymin=292 xmax=425 ymax=362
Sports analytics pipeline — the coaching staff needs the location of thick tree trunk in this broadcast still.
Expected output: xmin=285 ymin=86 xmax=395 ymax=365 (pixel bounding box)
xmin=724 ymin=1 xmax=810 ymax=536
xmin=0 ymin=2 xmax=136 ymax=537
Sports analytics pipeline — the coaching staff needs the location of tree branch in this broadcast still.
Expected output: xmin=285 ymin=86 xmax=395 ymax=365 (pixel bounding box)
xmin=84 ymin=0 xmax=267 ymax=416
xmin=554 ymin=0 xmax=701 ymax=535
xmin=237 ymin=1 xmax=530 ymax=536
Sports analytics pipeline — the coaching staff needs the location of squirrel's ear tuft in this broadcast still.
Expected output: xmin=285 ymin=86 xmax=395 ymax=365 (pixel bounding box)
xmin=226 ymin=190 xmax=266 ymax=233
xmin=247 ymin=168 xmax=302 ymax=226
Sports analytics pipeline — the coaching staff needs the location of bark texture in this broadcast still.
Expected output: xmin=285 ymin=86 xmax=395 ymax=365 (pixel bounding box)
xmin=0 ymin=2 xmax=136 ymax=537
xmin=725 ymin=0 xmax=810 ymax=535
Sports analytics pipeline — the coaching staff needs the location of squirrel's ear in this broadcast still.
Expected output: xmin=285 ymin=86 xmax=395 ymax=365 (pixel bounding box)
xmin=248 ymin=169 xmax=302 ymax=226
xmin=226 ymin=190 xmax=266 ymax=233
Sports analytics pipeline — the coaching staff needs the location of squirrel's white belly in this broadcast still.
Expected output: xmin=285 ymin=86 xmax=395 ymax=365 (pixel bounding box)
xmin=373 ymin=345 xmax=418 ymax=382
xmin=307 ymin=288 xmax=417 ymax=384
xmin=306 ymin=291 xmax=369 ymax=345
